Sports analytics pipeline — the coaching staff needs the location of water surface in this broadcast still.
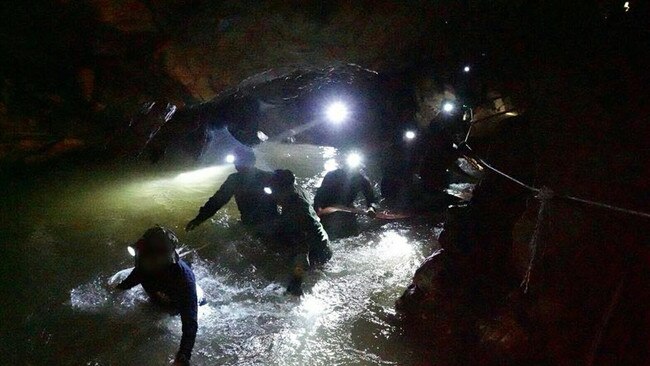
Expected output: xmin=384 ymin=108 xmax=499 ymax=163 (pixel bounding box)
xmin=5 ymin=143 xmax=442 ymax=365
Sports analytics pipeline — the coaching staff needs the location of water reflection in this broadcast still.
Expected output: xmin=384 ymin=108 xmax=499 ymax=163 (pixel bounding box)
xmin=20 ymin=142 xmax=440 ymax=365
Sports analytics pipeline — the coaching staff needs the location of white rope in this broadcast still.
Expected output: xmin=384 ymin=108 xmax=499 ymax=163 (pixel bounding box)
xmin=520 ymin=186 xmax=554 ymax=293
xmin=460 ymin=144 xmax=649 ymax=295
xmin=462 ymin=145 xmax=650 ymax=220
xmin=564 ymin=195 xmax=650 ymax=219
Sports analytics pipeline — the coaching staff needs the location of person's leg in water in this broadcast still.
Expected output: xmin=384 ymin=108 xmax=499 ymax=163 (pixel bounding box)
xmin=284 ymin=235 xmax=332 ymax=296
xmin=320 ymin=211 xmax=359 ymax=239
xmin=286 ymin=247 xmax=309 ymax=296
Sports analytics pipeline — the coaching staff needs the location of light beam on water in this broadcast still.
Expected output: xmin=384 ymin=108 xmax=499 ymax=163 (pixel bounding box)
xmin=18 ymin=142 xmax=440 ymax=365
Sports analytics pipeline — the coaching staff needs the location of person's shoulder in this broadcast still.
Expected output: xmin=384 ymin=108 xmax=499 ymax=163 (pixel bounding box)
xmin=176 ymin=260 xmax=196 ymax=281
xmin=253 ymin=167 xmax=274 ymax=177
xmin=227 ymin=171 xmax=240 ymax=179
xmin=293 ymin=187 xmax=313 ymax=204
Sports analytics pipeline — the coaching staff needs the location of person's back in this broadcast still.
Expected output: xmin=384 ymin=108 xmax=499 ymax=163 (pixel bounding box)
xmin=124 ymin=259 xmax=197 ymax=310
xmin=280 ymin=186 xmax=330 ymax=260
xmin=225 ymin=168 xmax=278 ymax=226
xmin=269 ymin=169 xmax=332 ymax=295
xmin=314 ymin=162 xmax=378 ymax=239
xmin=186 ymin=147 xmax=279 ymax=233
xmin=116 ymin=226 xmax=198 ymax=366
xmin=314 ymin=168 xmax=377 ymax=210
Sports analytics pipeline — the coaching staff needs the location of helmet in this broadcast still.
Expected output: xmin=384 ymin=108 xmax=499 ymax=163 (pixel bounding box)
xmin=132 ymin=226 xmax=179 ymax=273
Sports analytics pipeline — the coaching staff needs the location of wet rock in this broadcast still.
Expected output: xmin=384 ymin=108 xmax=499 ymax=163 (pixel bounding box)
xmin=474 ymin=309 xmax=531 ymax=364
xmin=399 ymin=31 xmax=650 ymax=364
xmin=412 ymin=249 xmax=446 ymax=294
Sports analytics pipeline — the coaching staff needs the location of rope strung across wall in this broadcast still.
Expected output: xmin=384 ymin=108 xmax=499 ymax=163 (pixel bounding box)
xmin=458 ymin=143 xmax=649 ymax=293
xmin=460 ymin=144 xmax=650 ymax=219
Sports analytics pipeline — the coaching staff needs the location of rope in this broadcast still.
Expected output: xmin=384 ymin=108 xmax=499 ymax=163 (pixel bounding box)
xmin=563 ymin=195 xmax=650 ymax=219
xmin=586 ymin=265 xmax=630 ymax=366
xmin=520 ymin=186 xmax=554 ymax=293
xmin=462 ymin=144 xmax=650 ymax=220
xmin=460 ymin=144 xmax=649 ymax=293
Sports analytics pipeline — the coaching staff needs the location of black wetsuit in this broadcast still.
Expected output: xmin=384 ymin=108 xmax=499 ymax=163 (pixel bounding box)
xmin=314 ymin=169 xmax=378 ymax=238
xmin=194 ymin=168 xmax=279 ymax=233
xmin=117 ymin=259 xmax=198 ymax=363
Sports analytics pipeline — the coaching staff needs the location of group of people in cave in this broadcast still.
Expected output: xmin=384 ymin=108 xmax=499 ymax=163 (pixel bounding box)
xmin=113 ymin=109 xmax=463 ymax=365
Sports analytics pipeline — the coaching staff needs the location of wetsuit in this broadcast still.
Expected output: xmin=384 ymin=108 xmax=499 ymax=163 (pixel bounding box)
xmin=194 ymin=168 xmax=279 ymax=234
xmin=314 ymin=169 xmax=378 ymax=238
xmin=117 ymin=260 xmax=198 ymax=364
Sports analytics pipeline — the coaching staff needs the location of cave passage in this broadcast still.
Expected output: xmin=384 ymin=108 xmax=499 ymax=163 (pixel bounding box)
xmin=12 ymin=142 xmax=453 ymax=365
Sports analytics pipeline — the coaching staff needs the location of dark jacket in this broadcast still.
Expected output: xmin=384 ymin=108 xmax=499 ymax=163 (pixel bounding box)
xmin=195 ymin=168 xmax=279 ymax=226
xmin=117 ymin=260 xmax=198 ymax=363
xmin=279 ymin=187 xmax=331 ymax=265
xmin=314 ymin=169 xmax=378 ymax=210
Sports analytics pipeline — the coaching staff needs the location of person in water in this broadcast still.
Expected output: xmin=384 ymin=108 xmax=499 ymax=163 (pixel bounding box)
xmin=185 ymin=146 xmax=279 ymax=235
xmin=268 ymin=169 xmax=332 ymax=296
xmin=314 ymin=153 xmax=379 ymax=238
xmin=116 ymin=226 xmax=200 ymax=366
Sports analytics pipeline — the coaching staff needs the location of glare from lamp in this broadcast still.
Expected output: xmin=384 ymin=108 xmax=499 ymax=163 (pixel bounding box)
xmin=225 ymin=154 xmax=236 ymax=164
xmin=346 ymin=152 xmax=362 ymax=169
xmin=127 ymin=246 xmax=136 ymax=257
xmin=404 ymin=130 xmax=416 ymax=140
xmin=463 ymin=65 xmax=471 ymax=72
xmin=263 ymin=187 xmax=273 ymax=195
xmin=257 ymin=131 xmax=269 ymax=142
xmin=325 ymin=101 xmax=349 ymax=124
xmin=174 ymin=166 xmax=222 ymax=184
xmin=442 ymin=102 xmax=455 ymax=113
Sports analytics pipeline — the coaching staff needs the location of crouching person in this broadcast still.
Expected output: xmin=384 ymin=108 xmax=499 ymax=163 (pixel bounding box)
xmin=116 ymin=226 xmax=200 ymax=366
xmin=268 ymin=169 xmax=332 ymax=296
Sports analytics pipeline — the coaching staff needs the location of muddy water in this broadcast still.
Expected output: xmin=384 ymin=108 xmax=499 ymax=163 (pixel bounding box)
xmin=5 ymin=143 xmax=442 ymax=365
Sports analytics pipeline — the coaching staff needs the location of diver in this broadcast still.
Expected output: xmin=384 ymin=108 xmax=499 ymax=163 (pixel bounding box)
xmin=314 ymin=153 xmax=379 ymax=239
xmin=116 ymin=226 xmax=201 ymax=366
xmin=185 ymin=146 xmax=279 ymax=236
xmin=268 ymin=169 xmax=332 ymax=296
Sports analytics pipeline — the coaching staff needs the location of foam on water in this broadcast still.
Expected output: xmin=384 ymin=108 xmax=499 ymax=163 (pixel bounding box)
xmin=21 ymin=142 xmax=442 ymax=365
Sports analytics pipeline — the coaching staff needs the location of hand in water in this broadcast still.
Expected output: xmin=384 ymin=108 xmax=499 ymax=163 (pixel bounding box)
xmin=185 ymin=219 xmax=200 ymax=232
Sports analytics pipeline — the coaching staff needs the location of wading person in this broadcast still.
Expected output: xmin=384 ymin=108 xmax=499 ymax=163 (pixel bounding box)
xmin=268 ymin=169 xmax=332 ymax=296
xmin=185 ymin=146 xmax=279 ymax=236
xmin=314 ymin=153 xmax=378 ymax=239
xmin=116 ymin=226 xmax=200 ymax=366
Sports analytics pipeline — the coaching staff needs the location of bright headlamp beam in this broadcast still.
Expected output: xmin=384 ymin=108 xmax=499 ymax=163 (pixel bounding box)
xmin=325 ymin=101 xmax=349 ymax=123
xmin=127 ymin=246 xmax=136 ymax=257
xmin=463 ymin=65 xmax=471 ymax=72
xmin=404 ymin=130 xmax=416 ymax=140
xmin=442 ymin=102 xmax=455 ymax=113
xmin=225 ymin=154 xmax=236 ymax=164
xmin=346 ymin=152 xmax=362 ymax=169
xmin=263 ymin=187 xmax=273 ymax=195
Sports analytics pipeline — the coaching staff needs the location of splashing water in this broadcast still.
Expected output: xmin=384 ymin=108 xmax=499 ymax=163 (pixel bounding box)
xmin=13 ymin=143 xmax=442 ymax=365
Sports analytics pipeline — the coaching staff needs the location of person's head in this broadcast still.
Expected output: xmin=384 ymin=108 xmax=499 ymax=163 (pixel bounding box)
xmin=132 ymin=226 xmax=179 ymax=274
xmin=323 ymin=151 xmax=364 ymax=174
xmin=269 ymin=169 xmax=296 ymax=202
xmin=343 ymin=151 xmax=364 ymax=173
xmin=233 ymin=146 xmax=256 ymax=172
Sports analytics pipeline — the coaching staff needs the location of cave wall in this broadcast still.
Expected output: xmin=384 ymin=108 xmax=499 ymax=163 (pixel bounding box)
xmin=397 ymin=3 xmax=650 ymax=364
